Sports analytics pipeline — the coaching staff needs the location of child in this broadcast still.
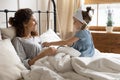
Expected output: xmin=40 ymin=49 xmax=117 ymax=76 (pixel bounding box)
xmin=42 ymin=7 xmax=95 ymax=57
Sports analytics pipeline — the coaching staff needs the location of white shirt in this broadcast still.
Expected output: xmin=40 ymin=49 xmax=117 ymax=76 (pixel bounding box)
xmin=12 ymin=36 xmax=42 ymax=69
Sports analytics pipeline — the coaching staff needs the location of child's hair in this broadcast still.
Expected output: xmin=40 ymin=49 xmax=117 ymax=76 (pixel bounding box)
xmin=82 ymin=7 xmax=94 ymax=24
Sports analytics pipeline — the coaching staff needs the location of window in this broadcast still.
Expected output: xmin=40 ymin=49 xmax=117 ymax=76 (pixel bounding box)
xmin=84 ymin=3 xmax=120 ymax=27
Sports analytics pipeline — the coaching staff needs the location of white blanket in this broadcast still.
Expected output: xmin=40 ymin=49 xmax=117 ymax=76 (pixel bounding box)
xmin=22 ymin=49 xmax=120 ymax=80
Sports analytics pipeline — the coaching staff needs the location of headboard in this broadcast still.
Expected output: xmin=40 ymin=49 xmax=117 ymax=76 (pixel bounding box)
xmin=0 ymin=0 xmax=56 ymax=34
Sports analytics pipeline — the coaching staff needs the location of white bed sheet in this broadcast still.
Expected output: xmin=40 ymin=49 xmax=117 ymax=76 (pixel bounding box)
xmin=22 ymin=49 xmax=120 ymax=80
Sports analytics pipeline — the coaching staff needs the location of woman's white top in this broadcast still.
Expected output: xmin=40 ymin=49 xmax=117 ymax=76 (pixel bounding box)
xmin=12 ymin=36 xmax=42 ymax=69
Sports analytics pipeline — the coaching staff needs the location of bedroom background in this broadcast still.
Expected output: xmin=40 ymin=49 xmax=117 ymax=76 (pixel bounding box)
xmin=0 ymin=0 xmax=56 ymax=34
xmin=1 ymin=0 xmax=120 ymax=38
xmin=0 ymin=0 xmax=83 ymax=39
xmin=0 ymin=0 xmax=120 ymax=53
xmin=1 ymin=0 xmax=120 ymax=80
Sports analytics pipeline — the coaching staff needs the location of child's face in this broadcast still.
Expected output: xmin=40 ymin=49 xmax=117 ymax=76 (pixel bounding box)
xmin=73 ymin=17 xmax=83 ymax=30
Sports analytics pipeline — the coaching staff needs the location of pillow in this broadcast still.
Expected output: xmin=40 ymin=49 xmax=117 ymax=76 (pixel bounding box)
xmin=0 ymin=30 xmax=2 ymax=40
xmin=0 ymin=27 xmax=16 ymax=40
xmin=57 ymin=46 xmax=81 ymax=57
xmin=40 ymin=29 xmax=61 ymax=48
xmin=0 ymin=39 xmax=26 ymax=80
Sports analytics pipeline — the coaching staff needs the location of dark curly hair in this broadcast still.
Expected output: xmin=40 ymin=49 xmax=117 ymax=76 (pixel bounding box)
xmin=9 ymin=8 xmax=38 ymax=37
xmin=82 ymin=7 xmax=94 ymax=24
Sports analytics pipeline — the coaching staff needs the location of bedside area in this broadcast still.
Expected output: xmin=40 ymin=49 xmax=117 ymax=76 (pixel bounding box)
xmin=91 ymin=31 xmax=120 ymax=54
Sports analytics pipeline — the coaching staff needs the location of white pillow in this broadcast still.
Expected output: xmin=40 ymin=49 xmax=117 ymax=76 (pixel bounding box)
xmin=0 ymin=39 xmax=26 ymax=80
xmin=0 ymin=27 xmax=16 ymax=40
xmin=57 ymin=46 xmax=81 ymax=57
xmin=40 ymin=29 xmax=61 ymax=48
xmin=0 ymin=30 xmax=2 ymax=40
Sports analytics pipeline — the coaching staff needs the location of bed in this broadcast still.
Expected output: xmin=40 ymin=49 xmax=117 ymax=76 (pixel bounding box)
xmin=1 ymin=2 xmax=120 ymax=80
xmin=1 ymin=29 xmax=120 ymax=80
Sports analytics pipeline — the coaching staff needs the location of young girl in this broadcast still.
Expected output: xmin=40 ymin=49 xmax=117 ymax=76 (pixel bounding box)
xmin=42 ymin=7 xmax=95 ymax=57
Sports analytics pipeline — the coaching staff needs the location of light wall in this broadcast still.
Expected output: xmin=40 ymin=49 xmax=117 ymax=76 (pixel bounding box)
xmin=0 ymin=0 xmax=39 ymax=28
xmin=0 ymin=0 xmax=18 ymax=10
xmin=0 ymin=0 xmax=55 ymax=34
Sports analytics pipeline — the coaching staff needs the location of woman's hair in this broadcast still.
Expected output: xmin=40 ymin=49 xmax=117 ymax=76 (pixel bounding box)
xmin=82 ymin=7 xmax=94 ymax=24
xmin=9 ymin=8 xmax=38 ymax=37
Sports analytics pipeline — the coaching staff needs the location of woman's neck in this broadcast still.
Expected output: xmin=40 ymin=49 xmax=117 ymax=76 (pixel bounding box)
xmin=23 ymin=33 xmax=32 ymax=39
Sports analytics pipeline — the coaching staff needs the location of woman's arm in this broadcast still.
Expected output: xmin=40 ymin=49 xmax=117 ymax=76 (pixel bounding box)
xmin=12 ymin=37 xmax=56 ymax=68
xmin=12 ymin=37 xmax=30 ymax=68
xmin=42 ymin=37 xmax=79 ymax=47
xmin=28 ymin=47 xmax=56 ymax=66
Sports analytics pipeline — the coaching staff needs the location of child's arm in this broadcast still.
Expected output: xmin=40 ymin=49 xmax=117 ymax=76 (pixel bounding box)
xmin=42 ymin=37 xmax=79 ymax=47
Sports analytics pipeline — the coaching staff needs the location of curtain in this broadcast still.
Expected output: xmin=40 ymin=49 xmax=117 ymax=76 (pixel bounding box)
xmin=56 ymin=0 xmax=81 ymax=39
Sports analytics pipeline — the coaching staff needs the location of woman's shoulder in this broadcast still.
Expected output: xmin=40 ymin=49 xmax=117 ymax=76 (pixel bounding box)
xmin=12 ymin=37 xmax=23 ymax=43
xmin=13 ymin=37 xmax=22 ymax=40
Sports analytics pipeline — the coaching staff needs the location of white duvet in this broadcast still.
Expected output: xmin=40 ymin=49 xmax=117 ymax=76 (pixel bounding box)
xmin=22 ymin=48 xmax=120 ymax=80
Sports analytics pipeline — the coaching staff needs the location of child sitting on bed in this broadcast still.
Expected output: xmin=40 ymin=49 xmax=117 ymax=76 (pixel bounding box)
xmin=9 ymin=8 xmax=57 ymax=69
xmin=42 ymin=7 xmax=95 ymax=57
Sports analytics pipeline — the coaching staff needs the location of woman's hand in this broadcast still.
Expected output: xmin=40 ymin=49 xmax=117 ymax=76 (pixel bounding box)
xmin=42 ymin=42 xmax=51 ymax=47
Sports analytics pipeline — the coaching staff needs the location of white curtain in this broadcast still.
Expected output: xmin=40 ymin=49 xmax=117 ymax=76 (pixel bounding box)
xmin=56 ymin=0 xmax=82 ymax=39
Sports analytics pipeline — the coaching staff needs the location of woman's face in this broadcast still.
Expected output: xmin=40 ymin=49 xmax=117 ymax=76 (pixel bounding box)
xmin=24 ymin=15 xmax=37 ymax=32
xmin=73 ymin=17 xmax=83 ymax=30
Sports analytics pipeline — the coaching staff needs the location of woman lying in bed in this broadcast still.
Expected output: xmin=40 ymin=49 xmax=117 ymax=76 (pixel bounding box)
xmin=9 ymin=8 xmax=57 ymax=69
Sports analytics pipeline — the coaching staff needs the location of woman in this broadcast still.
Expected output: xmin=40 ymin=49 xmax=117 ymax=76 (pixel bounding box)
xmin=42 ymin=7 xmax=95 ymax=57
xmin=10 ymin=8 xmax=56 ymax=69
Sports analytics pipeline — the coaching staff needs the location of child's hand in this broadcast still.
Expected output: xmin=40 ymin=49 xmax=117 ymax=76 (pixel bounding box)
xmin=42 ymin=42 xmax=51 ymax=47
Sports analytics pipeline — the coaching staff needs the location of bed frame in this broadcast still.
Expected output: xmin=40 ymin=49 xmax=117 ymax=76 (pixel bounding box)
xmin=0 ymin=0 xmax=56 ymax=34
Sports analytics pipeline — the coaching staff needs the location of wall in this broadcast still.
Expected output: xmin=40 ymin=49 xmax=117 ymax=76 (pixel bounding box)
xmin=0 ymin=0 xmax=55 ymax=33
xmin=0 ymin=0 xmax=38 ymax=28
xmin=0 ymin=0 xmax=18 ymax=28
